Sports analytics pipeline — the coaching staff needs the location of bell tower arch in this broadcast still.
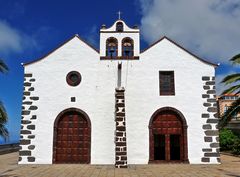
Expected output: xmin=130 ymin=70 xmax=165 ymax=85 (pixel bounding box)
xmin=100 ymin=20 xmax=140 ymax=59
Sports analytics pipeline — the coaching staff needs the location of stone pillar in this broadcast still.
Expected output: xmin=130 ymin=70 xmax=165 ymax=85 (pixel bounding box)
xmin=19 ymin=73 xmax=39 ymax=163
xmin=115 ymin=87 xmax=127 ymax=168
xmin=201 ymin=76 xmax=220 ymax=163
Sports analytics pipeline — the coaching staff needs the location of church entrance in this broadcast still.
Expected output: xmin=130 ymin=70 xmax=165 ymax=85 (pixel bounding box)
xmin=53 ymin=108 xmax=91 ymax=164
xmin=149 ymin=107 xmax=188 ymax=163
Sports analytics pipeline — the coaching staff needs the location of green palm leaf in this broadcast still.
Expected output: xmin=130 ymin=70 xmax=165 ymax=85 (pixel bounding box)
xmin=0 ymin=101 xmax=8 ymax=123
xmin=0 ymin=101 xmax=9 ymax=141
xmin=0 ymin=124 xmax=9 ymax=142
xmin=230 ymin=54 xmax=240 ymax=65
xmin=0 ymin=59 xmax=9 ymax=142
xmin=221 ymin=73 xmax=240 ymax=85
xmin=0 ymin=59 xmax=9 ymax=73
xmin=218 ymin=97 xmax=240 ymax=129
xmin=221 ymin=85 xmax=240 ymax=95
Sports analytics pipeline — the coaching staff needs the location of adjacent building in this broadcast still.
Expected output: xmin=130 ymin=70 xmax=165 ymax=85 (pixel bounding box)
xmin=217 ymin=94 xmax=240 ymax=134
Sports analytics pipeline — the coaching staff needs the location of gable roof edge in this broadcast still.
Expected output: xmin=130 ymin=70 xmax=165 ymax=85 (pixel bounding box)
xmin=23 ymin=34 xmax=99 ymax=66
xmin=140 ymin=36 xmax=218 ymax=67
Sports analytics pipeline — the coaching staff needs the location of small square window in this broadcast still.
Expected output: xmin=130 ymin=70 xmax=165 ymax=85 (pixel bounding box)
xmin=71 ymin=97 xmax=76 ymax=102
xmin=159 ymin=71 xmax=175 ymax=96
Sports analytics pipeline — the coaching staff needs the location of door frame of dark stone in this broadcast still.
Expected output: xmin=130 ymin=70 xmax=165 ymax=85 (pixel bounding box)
xmin=148 ymin=107 xmax=189 ymax=163
xmin=52 ymin=107 xmax=91 ymax=164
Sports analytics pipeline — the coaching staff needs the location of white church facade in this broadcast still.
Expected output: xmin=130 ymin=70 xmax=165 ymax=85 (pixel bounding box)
xmin=19 ymin=19 xmax=220 ymax=167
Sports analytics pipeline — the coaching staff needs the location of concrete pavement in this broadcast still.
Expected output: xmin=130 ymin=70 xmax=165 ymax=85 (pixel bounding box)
xmin=0 ymin=152 xmax=240 ymax=177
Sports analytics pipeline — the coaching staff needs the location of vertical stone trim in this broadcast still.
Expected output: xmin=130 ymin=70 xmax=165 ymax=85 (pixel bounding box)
xmin=115 ymin=87 xmax=127 ymax=168
xmin=19 ymin=73 xmax=39 ymax=163
xmin=201 ymin=76 xmax=220 ymax=163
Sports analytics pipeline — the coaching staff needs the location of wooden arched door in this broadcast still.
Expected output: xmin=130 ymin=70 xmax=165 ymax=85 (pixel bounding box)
xmin=149 ymin=107 xmax=188 ymax=163
xmin=53 ymin=108 xmax=91 ymax=164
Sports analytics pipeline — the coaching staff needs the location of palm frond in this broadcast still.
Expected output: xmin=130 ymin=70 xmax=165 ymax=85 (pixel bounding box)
xmin=0 ymin=101 xmax=8 ymax=123
xmin=230 ymin=54 xmax=240 ymax=65
xmin=219 ymin=97 xmax=240 ymax=129
xmin=221 ymin=73 xmax=240 ymax=85
xmin=0 ymin=124 xmax=9 ymax=142
xmin=0 ymin=59 xmax=9 ymax=74
xmin=235 ymin=90 xmax=240 ymax=95
xmin=221 ymin=85 xmax=240 ymax=95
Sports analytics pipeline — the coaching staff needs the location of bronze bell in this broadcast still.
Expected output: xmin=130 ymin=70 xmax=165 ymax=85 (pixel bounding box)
xmin=124 ymin=47 xmax=130 ymax=56
xmin=110 ymin=47 xmax=115 ymax=53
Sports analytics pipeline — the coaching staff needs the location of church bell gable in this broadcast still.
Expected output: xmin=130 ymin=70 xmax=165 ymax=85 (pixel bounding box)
xmin=100 ymin=20 xmax=140 ymax=60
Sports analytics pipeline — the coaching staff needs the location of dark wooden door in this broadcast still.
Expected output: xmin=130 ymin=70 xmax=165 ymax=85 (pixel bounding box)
xmin=53 ymin=111 xmax=90 ymax=164
xmin=150 ymin=111 xmax=184 ymax=162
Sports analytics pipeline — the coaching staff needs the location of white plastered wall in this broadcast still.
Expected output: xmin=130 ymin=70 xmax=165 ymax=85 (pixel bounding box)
xmin=21 ymin=36 xmax=216 ymax=164
xmin=122 ymin=39 xmax=215 ymax=164
xmin=21 ymin=37 xmax=117 ymax=164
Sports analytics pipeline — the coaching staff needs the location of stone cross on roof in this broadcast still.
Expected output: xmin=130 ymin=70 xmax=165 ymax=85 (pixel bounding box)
xmin=117 ymin=11 xmax=122 ymax=20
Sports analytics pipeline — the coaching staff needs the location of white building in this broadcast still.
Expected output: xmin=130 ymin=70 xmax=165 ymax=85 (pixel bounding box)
xmin=19 ymin=19 xmax=220 ymax=167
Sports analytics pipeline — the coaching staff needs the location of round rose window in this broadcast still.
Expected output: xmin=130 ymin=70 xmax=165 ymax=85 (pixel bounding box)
xmin=66 ymin=71 xmax=81 ymax=86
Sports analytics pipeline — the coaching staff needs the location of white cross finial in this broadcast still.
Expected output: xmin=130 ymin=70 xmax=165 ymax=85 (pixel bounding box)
xmin=117 ymin=11 xmax=122 ymax=20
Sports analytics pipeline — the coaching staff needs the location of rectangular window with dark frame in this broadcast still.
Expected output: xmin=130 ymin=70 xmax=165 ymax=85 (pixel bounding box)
xmin=159 ymin=71 xmax=175 ymax=95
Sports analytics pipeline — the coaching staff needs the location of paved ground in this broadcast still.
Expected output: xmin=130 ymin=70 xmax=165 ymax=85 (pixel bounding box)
xmin=0 ymin=153 xmax=240 ymax=177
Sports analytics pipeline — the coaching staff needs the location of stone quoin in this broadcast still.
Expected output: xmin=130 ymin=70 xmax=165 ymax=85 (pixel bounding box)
xmin=19 ymin=18 xmax=219 ymax=167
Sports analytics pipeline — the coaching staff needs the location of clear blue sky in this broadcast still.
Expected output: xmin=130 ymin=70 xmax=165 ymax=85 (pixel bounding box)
xmin=0 ymin=0 xmax=240 ymax=144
